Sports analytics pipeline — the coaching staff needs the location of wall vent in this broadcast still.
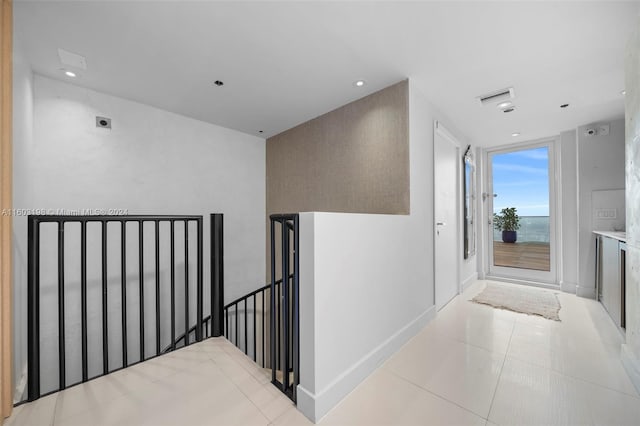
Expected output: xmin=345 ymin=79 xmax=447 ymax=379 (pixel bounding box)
xmin=477 ymin=87 xmax=515 ymax=106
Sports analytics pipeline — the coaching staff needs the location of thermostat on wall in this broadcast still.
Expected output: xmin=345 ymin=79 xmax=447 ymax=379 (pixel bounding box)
xmin=96 ymin=116 xmax=111 ymax=129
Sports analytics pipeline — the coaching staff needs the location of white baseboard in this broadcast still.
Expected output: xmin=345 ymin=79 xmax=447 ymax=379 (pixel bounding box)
xmin=622 ymin=344 xmax=640 ymax=394
xmin=560 ymin=281 xmax=577 ymax=294
xmin=461 ymin=272 xmax=478 ymax=292
xmin=576 ymin=285 xmax=596 ymax=299
xmin=296 ymin=306 xmax=437 ymax=423
xmin=296 ymin=385 xmax=318 ymax=423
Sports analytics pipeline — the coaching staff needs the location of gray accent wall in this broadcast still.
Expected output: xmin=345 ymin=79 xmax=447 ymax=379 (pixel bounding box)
xmin=266 ymin=80 xmax=410 ymax=217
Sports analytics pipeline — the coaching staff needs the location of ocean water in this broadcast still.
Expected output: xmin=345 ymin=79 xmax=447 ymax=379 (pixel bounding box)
xmin=493 ymin=216 xmax=549 ymax=243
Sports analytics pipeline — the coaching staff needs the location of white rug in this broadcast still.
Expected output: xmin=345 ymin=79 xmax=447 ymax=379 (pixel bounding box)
xmin=471 ymin=283 xmax=561 ymax=321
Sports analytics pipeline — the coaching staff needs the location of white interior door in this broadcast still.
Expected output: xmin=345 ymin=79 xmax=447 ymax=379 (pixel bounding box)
xmin=434 ymin=122 xmax=460 ymax=310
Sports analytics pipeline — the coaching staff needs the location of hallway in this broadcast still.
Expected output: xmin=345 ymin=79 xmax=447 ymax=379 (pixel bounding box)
xmin=6 ymin=281 xmax=639 ymax=425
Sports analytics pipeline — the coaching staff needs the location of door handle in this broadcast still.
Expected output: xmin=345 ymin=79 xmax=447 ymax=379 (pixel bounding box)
xmin=436 ymin=222 xmax=446 ymax=226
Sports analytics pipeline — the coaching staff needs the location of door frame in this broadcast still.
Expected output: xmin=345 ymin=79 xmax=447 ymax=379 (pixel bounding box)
xmin=433 ymin=121 xmax=461 ymax=309
xmin=1 ymin=0 xmax=13 ymax=421
xmin=483 ymin=137 xmax=561 ymax=287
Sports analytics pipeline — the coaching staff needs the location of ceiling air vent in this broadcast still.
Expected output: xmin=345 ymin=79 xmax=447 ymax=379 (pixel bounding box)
xmin=477 ymin=87 xmax=515 ymax=106
xmin=58 ymin=48 xmax=87 ymax=70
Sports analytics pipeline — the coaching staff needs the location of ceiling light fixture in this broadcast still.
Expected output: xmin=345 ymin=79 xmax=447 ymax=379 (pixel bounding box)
xmin=213 ymin=80 xmax=224 ymax=86
xmin=560 ymin=103 xmax=569 ymax=108
xmin=64 ymin=70 xmax=76 ymax=78
xmin=354 ymin=80 xmax=365 ymax=87
xmin=621 ymin=90 xmax=626 ymax=96
xmin=497 ymin=101 xmax=512 ymax=109
xmin=512 ymin=132 xmax=521 ymax=137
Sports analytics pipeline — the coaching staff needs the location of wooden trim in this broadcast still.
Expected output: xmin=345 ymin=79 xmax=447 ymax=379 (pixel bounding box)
xmin=0 ymin=0 xmax=12 ymax=422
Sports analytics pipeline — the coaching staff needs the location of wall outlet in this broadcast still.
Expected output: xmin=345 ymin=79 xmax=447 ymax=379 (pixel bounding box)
xmin=598 ymin=124 xmax=610 ymax=136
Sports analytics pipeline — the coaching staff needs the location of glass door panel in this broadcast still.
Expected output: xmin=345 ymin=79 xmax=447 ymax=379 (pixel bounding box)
xmin=488 ymin=143 xmax=556 ymax=283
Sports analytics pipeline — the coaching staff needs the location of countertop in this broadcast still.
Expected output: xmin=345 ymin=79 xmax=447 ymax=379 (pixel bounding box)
xmin=593 ymin=230 xmax=627 ymax=242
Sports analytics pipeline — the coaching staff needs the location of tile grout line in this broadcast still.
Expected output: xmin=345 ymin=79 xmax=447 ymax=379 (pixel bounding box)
xmin=383 ymin=367 xmax=488 ymax=421
xmin=207 ymin=350 xmax=271 ymax=421
xmin=49 ymin=393 xmax=60 ymax=426
xmin=499 ymin=318 xmax=639 ymax=399
xmin=485 ymin=317 xmax=516 ymax=424
xmin=507 ymin=351 xmax=640 ymax=400
xmin=206 ymin=344 xmax=282 ymax=425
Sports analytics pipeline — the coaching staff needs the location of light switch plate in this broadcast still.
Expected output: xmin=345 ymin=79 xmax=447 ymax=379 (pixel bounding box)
xmin=598 ymin=124 xmax=610 ymax=136
xmin=595 ymin=208 xmax=617 ymax=219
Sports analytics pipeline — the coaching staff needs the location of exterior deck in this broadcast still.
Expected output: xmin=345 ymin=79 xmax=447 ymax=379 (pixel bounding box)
xmin=493 ymin=241 xmax=550 ymax=271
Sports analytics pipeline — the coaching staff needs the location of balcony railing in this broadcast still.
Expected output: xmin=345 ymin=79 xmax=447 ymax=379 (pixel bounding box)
xmin=493 ymin=216 xmax=549 ymax=243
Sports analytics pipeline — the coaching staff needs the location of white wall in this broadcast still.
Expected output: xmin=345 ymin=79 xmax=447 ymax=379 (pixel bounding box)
xmin=297 ymin=82 xmax=473 ymax=421
xmin=12 ymin=38 xmax=34 ymax=401
xmin=577 ymin=118 xmax=626 ymax=297
xmin=560 ymin=129 xmax=579 ymax=292
xmin=13 ymin=74 xmax=266 ymax=397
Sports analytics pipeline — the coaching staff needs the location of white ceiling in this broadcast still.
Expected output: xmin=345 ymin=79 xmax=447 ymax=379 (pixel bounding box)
xmin=14 ymin=1 xmax=640 ymax=146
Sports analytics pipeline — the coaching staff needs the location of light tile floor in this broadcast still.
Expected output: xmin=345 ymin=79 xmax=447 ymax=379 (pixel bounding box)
xmin=6 ymin=280 xmax=640 ymax=425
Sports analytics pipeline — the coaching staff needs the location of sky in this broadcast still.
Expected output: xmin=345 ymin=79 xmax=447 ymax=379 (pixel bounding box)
xmin=491 ymin=146 xmax=549 ymax=217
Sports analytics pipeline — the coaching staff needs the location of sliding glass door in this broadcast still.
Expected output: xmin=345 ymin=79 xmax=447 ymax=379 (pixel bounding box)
xmin=487 ymin=141 xmax=557 ymax=284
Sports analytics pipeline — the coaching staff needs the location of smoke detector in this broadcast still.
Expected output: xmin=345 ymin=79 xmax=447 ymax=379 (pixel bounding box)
xmin=477 ymin=87 xmax=515 ymax=106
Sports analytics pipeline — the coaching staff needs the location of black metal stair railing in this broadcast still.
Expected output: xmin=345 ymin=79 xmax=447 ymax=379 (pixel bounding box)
xmin=223 ymin=280 xmax=279 ymax=368
xmin=161 ymin=213 xmax=225 ymax=353
xmin=26 ymin=214 xmax=225 ymax=402
xmin=26 ymin=211 xmax=299 ymax=405
xmin=223 ymin=214 xmax=299 ymax=402
xmin=270 ymin=214 xmax=299 ymax=402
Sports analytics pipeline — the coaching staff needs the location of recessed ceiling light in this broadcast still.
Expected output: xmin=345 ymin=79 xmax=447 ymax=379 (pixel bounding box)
xmin=497 ymin=101 xmax=512 ymax=109
xmin=354 ymin=80 xmax=365 ymax=87
xmin=560 ymin=103 xmax=569 ymax=108
xmin=512 ymin=132 xmax=521 ymax=137
xmin=259 ymin=130 xmax=263 ymax=133
xmin=214 ymin=80 xmax=224 ymax=86
xmin=621 ymin=90 xmax=626 ymax=96
xmin=64 ymin=70 xmax=76 ymax=78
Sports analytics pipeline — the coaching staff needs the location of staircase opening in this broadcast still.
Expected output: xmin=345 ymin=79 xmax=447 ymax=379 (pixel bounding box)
xmin=25 ymin=214 xmax=219 ymax=402
xmin=24 ymin=212 xmax=299 ymax=405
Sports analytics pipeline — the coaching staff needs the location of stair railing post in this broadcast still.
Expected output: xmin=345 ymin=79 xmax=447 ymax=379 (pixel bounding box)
xmin=27 ymin=216 xmax=40 ymax=401
xmin=211 ymin=214 xmax=224 ymax=337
